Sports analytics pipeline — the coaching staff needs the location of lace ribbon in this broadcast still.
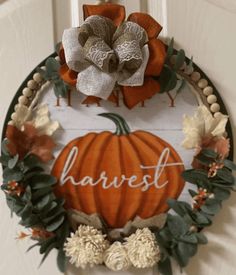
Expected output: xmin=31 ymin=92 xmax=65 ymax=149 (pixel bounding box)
xmin=62 ymin=15 xmax=149 ymax=99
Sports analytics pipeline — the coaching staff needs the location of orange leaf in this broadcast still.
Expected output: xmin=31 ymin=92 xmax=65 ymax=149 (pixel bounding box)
xmin=83 ymin=4 xmax=126 ymax=26
xmin=128 ymin=12 xmax=162 ymax=39
xmin=122 ymin=77 xmax=161 ymax=109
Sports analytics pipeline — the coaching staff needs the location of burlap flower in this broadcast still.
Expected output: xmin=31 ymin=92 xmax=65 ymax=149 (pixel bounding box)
xmin=124 ymin=228 xmax=161 ymax=268
xmin=104 ymin=242 xmax=131 ymax=271
xmin=64 ymin=225 xmax=109 ymax=269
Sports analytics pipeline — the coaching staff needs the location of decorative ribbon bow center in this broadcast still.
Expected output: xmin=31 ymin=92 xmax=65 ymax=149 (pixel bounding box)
xmin=62 ymin=15 xmax=150 ymax=99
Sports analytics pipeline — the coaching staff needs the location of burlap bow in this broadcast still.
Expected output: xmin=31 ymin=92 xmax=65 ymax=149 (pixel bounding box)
xmin=62 ymin=15 xmax=149 ymax=99
xmin=59 ymin=4 xmax=166 ymax=109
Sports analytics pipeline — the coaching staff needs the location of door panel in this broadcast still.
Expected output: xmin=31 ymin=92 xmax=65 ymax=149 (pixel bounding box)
xmin=1 ymin=1 xmax=236 ymax=275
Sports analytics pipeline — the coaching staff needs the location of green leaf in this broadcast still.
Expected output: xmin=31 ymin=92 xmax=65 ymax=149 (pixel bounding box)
xmin=46 ymin=215 xmax=65 ymax=232
xmin=174 ymin=49 xmax=185 ymax=71
xmin=57 ymin=248 xmax=67 ymax=273
xmin=192 ymin=211 xmax=211 ymax=226
xmin=53 ymin=80 xmax=69 ymax=98
xmin=201 ymin=203 xmax=221 ymax=215
xmin=43 ymin=209 xmax=65 ymax=224
xmin=3 ymin=167 xmax=24 ymax=182
xmin=176 ymin=242 xmax=198 ymax=265
xmin=1 ymin=139 xmax=10 ymax=156
xmin=34 ymin=194 xmax=53 ymax=211
xmin=26 ymin=242 xmax=41 ymax=253
xmin=0 ymin=154 xmax=11 ymax=166
xmin=213 ymin=187 xmax=231 ymax=201
xmin=23 ymin=154 xmax=43 ymax=172
xmin=165 ymin=38 xmax=174 ymax=62
xmin=158 ymin=257 xmax=173 ymax=275
xmin=178 ymin=234 xmax=198 ymax=244
xmin=159 ymin=66 xmax=178 ymax=93
xmin=189 ymin=189 xmax=198 ymax=197
xmin=182 ymin=169 xmax=209 ymax=186
xmin=32 ymin=187 xmax=52 ymax=201
xmin=224 ymin=159 xmax=236 ymax=171
xmin=38 ymin=242 xmax=56 ymax=267
xmin=8 ymin=155 xmax=19 ymax=169
xmin=217 ymin=169 xmax=234 ymax=184
xmin=45 ymin=57 xmax=60 ymax=77
xmin=195 ymin=232 xmax=208 ymax=244
xmin=167 ymin=215 xmax=188 ymax=237
xmin=40 ymin=236 xmax=57 ymax=254
xmin=30 ymin=174 xmax=57 ymax=189
xmin=200 ymin=149 xmax=218 ymax=159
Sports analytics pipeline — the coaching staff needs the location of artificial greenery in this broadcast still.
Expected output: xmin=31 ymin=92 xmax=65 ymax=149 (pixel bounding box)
xmin=0 ymin=139 xmax=70 ymax=272
xmin=156 ymin=149 xmax=236 ymax=275
xmin=37 ymin=57 xmax=70 ymax=98
xmin=155 ymin=38 xmax=193 ymax=95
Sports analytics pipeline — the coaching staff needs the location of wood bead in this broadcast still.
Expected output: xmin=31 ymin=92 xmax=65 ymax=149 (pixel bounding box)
xmin=191 ymin=71 xmax=201 ymax=82
xmin=198 ymin=79 xmax=208 ymax=89
xmin=210 ymin=103 xmax=220 ymax=113
xmin=40 ymin=66 xmax=46 ymax=70
xmin=8 ymin=120 xmax=15 ymax=126
xmin=33 ymin=72 xmax=43 ymax=83
xmin=23 ymin=87 xmax=33 ymax=97
xmin=27 ymin=80 xmax=37 ymax=90
xmin=14 ymin=104 xmax=20 ymax=111
xmin=11 ymin=113 xmax=17 ymax=120
xmin=184 ymin=66 xmax=194 ymax=75
xmin=214 ymin=112 xmax=222 ymax=118
xmin=55 ymin=56 xmax=60 ymax=62
xmin=203 ymin=86 xmax=213 ymax=96
xmin=18 ymin=95 xmax=28 ymax=105
xmin=207 ymin=94 xmax=217 ymax=104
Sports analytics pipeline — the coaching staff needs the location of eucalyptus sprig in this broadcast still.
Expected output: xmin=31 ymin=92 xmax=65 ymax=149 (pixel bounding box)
xmin=37 ymin=57 xmax=70 ymax=98
xmin=0 ymin=140 xmax=70 ymax=272
xmin=156 ymin=149 xmax=236 ymax=275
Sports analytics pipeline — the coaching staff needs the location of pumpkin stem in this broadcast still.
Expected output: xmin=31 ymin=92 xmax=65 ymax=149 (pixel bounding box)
xmin=98 ymin=113 xmax=131 ymax=135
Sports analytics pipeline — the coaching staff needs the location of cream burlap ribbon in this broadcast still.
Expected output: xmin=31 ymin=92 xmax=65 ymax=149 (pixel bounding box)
xmin=62 ymin=15 xmax=149 ymax=99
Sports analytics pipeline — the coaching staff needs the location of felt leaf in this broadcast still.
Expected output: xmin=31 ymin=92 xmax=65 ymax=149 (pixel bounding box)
xmin=195 ymin=233 xmax=208 ymax=244
xmin=213 ymin=187 xmax=231 ymax=201
xmin=33 ymin=104 xmax=60 ymax=136
xmin=159 ymin=65 xmax=178 ymax=93
xmin=8 ymin=154 xmax=19 ymax=169
xmin=182 ymin=105 xmax=228 ymax=150
xmin=57 ymin=248 xmax=67 ymax=273
xmin=6 ymin=124 xmax=56 ymax=163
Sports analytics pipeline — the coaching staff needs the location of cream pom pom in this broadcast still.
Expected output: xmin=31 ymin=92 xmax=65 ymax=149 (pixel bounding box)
xmin=64 ymin=225 xmax=109 ymax=269
xmin=104 ymin=242 xmax=132 ymax=271
xmin=124 ymin=228 xmax=161 ymax=268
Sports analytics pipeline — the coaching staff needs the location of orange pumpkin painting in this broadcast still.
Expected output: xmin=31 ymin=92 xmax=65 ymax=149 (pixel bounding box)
xmin=52 ymin=113 xmax=185 ymax=228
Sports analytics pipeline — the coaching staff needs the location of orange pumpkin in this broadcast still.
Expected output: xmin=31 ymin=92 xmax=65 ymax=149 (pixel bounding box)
xmin=52 ymin=113 xmax=185 ymax=228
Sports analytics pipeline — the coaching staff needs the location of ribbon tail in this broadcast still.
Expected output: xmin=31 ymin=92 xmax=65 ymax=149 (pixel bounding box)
xmin=77 ymin=65 xmax=118 ymax=100
xmin=122 ymin=77 xmax=161 ymax=109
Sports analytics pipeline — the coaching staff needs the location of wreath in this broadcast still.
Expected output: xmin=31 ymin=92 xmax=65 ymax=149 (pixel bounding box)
xmin=1 ymin=3 xmax=235 ymax=275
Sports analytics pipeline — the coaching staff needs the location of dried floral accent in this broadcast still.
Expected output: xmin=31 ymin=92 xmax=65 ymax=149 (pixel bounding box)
xmin=124 ymin=228 xmax=161 ymax=268
xmin=32 ymin=104 xmax=60 ymax=136
xmin=6 ymin=123 xmax=56 ymax=163
xmin=104 ymin=242 xmax=131 ymax=271
xmin=17 ymin=228 xmax=55 ymax=241
xmin=6 ymin=181 xmax=25 ymax=196
xmin=64 ymin=225 xmax=109 ymax=269
xmin=13 ymin=104 xmax=60 ymax=136
xmin=31 ymin=228 xmax=55 ymax=240
xmin=208 ymin=162 xmax=224 ymax=178
xmin=182 ymin=105 xmax=228 ymax=150
xmin=192 ymin=188 xmax=213 ymax=210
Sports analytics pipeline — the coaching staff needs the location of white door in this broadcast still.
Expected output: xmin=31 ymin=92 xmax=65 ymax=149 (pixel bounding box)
xmin=0 ymin=0 xmax=236 ymax=274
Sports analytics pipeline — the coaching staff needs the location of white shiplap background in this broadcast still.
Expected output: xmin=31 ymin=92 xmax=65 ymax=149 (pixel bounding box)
xmin=0 ymin=1 xmax=236 ymax=275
